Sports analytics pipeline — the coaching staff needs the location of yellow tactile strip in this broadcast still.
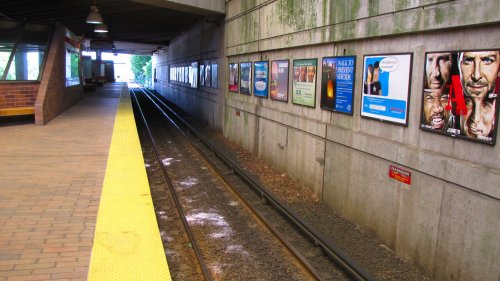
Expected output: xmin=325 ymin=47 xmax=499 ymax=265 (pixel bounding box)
xmin=88 ymin=91 xmax=171 ymax=280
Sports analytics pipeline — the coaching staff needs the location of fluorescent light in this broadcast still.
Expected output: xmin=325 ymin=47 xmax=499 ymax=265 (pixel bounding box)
xmin=94 ymin=23 xmax=108 ymax=33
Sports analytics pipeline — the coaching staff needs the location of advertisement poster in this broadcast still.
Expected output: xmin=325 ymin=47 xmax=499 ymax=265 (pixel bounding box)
xmin=270 ymin=60 xmax=289 ymax=102
xmin=254 ymin=61 xmax=269 ymax=97
xmin=292 ymin=59 xmax=317 ymax=107
xmin=420 ymin=50 xmax=500 ymax=145
xmin=229 ymin=63 xmax=238 ymax=93
xmin=200 ymin=64 xmax=205 ymax=86
xmin=205 ymin=64 xmax=211 ymax=87
xmin=361 ymin=53 xmax=412 ymax=125
xmin=320 ymin=56 xmax=356 ymax=114
xmin=211 ymin=64 xmax=218 ymax=89
xmin=240 ymin=62 xmax=252 ymax=95
xmin=190 ymin=61 xmax=198 ymax=88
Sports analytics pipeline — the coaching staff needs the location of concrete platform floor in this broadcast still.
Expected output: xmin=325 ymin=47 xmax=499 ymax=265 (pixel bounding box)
xmin=0 ymin=83 xmax=121 ymax=281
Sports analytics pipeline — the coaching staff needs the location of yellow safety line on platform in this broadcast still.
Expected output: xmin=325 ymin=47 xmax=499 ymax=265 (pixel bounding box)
xmin=88 ymin=91 xmax=171 ymax=281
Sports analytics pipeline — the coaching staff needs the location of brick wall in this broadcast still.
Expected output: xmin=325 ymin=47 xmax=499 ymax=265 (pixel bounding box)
xmin=0 ymin=83 xmax=39 ymax=108
xmin=35 ymin=25 xmax=83 ymax=125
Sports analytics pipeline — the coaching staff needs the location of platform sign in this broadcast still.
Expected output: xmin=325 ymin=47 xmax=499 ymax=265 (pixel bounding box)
xmin=389 ymin=165 xmax=411 ymax=185
xmin=361 ymin=53 xmax=412 ymax=125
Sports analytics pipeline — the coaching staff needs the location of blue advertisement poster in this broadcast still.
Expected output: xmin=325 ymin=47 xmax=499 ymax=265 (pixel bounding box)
xmin=253 ymin=61 xmax=269 ymax=97
xmin=320 ymin=56 xmax=355 ymax=114
xmin=361 ymin=54 xmax=412 ymax=125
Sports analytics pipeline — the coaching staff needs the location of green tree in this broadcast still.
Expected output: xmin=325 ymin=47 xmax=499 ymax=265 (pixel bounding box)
xmin=130 ymin=55 xmax=151 ymax=86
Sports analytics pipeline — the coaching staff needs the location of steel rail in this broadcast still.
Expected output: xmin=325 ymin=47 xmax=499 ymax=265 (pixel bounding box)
xmin=136 ymin=87 xmax=324 ymax=280
xmin=130 ymin=89 xmax=213 ymax=281
xmin=140 ymin=87 xmax=379 ymax=281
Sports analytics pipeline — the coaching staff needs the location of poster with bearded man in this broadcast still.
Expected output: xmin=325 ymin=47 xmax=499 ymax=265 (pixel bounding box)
xmin=420 ymin=50 xmax=500 ymax=145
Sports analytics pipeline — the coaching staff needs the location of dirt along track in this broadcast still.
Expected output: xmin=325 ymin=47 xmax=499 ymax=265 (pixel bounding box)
xmin=133 ymin=90 xmax=337 ymax=280
xmin=132 ymin=87 xmax=433 ymax=281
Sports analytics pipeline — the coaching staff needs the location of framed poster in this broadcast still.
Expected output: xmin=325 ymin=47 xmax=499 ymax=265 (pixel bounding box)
xmin=240 ymin=62 xmax=252 ymax=95
xmin=211 ymin=63 xmax=218 ymax=89
xmin=190 ymin=61 xmax=198 ymax=88
xmin=200 ymin=64 xmax=205 ymax=86
xmin=270 ymin=60 xmax=289 ymax=102
xmin=292 ymin=59 xmax=317 ymax=107
xmin=320 ymin=56 xmax=356 ymax=114
xmin=205 ymin=64 xmax=211 ymax=87
xmin=361 ymin=53 xmax=412 ymax=125
xmin=229 ymin=63 xmax=239 ymax=93
xmin=253 ymin=61 xmax=269 ymax=98
xmin=420 ymin=49 xmax=500 ymax=145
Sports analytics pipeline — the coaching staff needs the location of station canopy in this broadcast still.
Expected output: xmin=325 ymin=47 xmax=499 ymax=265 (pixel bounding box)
xmin=0 ymin=0 xmax=224 ymax=54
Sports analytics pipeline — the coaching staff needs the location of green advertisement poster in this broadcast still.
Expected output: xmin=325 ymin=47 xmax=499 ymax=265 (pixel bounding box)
xmin=292 ymin=59 xmax=317 ymax=107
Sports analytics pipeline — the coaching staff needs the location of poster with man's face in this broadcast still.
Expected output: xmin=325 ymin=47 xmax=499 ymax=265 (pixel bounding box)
xmin=420 ymin=50 xmax=500 ymax=145
xmin=292 ymin=59 xmax=317 ymax=107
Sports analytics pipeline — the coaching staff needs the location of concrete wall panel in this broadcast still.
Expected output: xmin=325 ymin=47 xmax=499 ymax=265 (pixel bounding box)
xmin=286 ymin=129 xmax=325 ymax=196
xmin=227 ymin=0 xmax=500 ymax=52
xmin=394 ymin=173 xmax=443 ymax=274
xmin=256 ymin=117 xmax=288 ymax=172
xmin=339 ymin=147 xmax=399 ymax=245
xmin=322 ymin=141 xmax=351 ymax=211
xmin=434 ymin=186 xmax=500 ymax=281
xmin=223 ymin=105 xmax=257 ymax=152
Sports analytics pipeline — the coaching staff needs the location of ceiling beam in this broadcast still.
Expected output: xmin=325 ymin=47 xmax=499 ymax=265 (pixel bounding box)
xmin=129 ymin=0 xmax=224 ymax=15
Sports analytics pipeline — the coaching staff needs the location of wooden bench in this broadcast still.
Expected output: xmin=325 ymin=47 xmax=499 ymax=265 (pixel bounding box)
xmin=0 ymin=106 xmax=35 ymax=117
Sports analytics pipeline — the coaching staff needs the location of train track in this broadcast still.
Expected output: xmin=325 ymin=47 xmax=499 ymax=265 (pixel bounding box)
xmin=130 ymin=85 xmax=378 ymax=281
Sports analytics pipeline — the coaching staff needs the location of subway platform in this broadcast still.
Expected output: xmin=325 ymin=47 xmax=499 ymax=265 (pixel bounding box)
xmin=0 ymin=83 xmax=170 ymax=281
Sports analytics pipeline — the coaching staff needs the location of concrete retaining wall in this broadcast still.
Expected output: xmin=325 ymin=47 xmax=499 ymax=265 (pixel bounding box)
xmin=153 ymin=21 xmax=225 ymax=131
xmin=153 ymin=1 xmax=500 ymax=280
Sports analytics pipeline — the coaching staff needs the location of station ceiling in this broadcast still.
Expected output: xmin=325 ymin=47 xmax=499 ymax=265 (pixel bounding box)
xmin=0 ymin=0 xmax=224 ymax=54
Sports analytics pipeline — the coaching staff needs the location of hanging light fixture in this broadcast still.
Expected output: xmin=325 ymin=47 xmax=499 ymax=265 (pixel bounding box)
xmin=86 ymin=0 xmax=104 ymax=25
xmin=86 ymin=5 xmax=103 ymax=24
xmin=94 ymin=23 xmax=108 ymax=33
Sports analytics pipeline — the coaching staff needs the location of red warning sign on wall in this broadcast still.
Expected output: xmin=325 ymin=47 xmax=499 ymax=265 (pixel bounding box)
xmin=389 ymin=165 xmax=411 ymax=185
